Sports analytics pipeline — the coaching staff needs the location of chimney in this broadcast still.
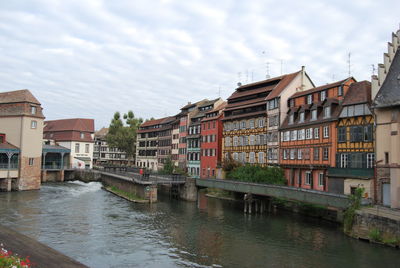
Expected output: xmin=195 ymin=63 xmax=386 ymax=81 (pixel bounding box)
xmin=301 ymin=66 xmax=305 ymax=91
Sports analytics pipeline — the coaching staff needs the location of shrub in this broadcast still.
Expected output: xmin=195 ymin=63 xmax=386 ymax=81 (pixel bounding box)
xmin=227 ymin=164 xmax=286 ymax=185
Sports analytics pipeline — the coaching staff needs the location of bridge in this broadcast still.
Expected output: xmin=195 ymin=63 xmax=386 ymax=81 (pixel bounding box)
xmin=196 ymin=178 xmax=351 ymax=209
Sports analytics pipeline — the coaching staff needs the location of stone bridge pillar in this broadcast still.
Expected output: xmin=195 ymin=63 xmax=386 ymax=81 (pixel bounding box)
xmin=179 ymin=177 xmax=198 ymax=202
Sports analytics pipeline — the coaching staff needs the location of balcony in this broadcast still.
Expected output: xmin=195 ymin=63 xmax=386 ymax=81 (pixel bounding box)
xmin=328 ymin=168 xmax=374 ymax=179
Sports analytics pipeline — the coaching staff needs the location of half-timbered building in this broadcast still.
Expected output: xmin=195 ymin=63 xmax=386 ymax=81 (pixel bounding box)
xmin=280 ymin=78 xmax=355 ymax=191
xmin=327 ymin=81 xmax=374 ymax=197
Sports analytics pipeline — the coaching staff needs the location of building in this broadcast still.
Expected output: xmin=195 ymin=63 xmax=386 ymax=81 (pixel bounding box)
xmin=136 ymin=116 xmax=173 ymax=172
xmin=0 ymin=89 xmax=45 ymax=191
xmin=222 ymin=69 xmax=313 ymax=167
xmin=171 ymin=116 xmax=180 ymax=167
xmin=186 ymin=98 xmax=224 ymax=178
xmin=372 ymin=28 xmax=400 ymax=208
xmin=327 ymin=81 xmax=375 ymax=198
xmin=177 ymin=100 xmax=208 ymax=170
xmin=200 ymin=101 xmax=226 ymax=178
xmin=279 ymin=78 xmax=356 ymax=191
xmin=43 ymin=118 xmax=95 ymax=169
xmin=93 ymin=127 xmax=128 ymax=166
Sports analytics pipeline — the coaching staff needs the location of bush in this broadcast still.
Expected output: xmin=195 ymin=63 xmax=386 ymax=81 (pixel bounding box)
xmin=343 ymin=187 xmax=364 ymax=233
xmin=227 ymin=164 xmax=286 ymax=185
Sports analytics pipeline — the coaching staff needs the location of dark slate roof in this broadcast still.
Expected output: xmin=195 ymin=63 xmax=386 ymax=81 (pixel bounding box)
xmin=374 ymin=49 xmax=400 ymax=108
xmin=289 ymin=78 xmax=352 ymax=99
xmin=342 ymin=81 xmax=371 ymax=106
xmin=42 ymin=144 xmax=70 ymax=153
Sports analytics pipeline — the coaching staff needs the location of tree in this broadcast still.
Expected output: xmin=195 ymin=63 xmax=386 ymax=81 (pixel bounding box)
xmin=106 ymin=111 xmax=143 ymax=164
xmin=159 ymin=157 xmax=174 ymax=175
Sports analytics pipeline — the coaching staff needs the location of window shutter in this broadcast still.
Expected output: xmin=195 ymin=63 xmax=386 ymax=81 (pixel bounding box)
xmin=336 ymin=153 xmax=340 ymax=167
xmin=348 ymin=153 xmax=352 ymax=168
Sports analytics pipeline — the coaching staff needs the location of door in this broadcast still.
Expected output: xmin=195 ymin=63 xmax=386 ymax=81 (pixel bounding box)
xmin=382 ymin=183 xmax=391 ymax=207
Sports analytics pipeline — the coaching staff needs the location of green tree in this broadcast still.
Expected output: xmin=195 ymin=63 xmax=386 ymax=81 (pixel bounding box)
xmin=159 ymin=157 xmax=174 ymax=175
xmin=106 ymin=111 xmax=143 ymax=164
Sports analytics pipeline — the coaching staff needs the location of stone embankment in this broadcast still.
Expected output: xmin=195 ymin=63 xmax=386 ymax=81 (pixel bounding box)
xmin=349 ymin=206 xmax=400 ymax=248
xmin=0 ymin=224 xmax=87 ymax=267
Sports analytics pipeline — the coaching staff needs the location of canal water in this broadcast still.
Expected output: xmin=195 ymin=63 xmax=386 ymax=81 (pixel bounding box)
xmin=0 ymin=181 xmax=399 ymax=268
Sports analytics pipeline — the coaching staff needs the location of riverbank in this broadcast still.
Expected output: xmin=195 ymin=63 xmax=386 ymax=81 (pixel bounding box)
xmin=0 ymin=224 xmax=88 ymax=268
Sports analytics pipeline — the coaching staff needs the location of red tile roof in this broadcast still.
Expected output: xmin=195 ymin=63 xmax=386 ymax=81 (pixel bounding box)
xmin=265 ymin=71 xmax=301 ymax=100
xmin=289 ymin=78 xmax=353 ymax=99
xmin=0 ymin=89 xmax=41 ymax=105
xmin=44 ymin=118 xmax=95 ymax=132
xmin=342 ymin=81 xmax=371 ymax=106
xmin=0 ymin=141 xmax=19 ymax=150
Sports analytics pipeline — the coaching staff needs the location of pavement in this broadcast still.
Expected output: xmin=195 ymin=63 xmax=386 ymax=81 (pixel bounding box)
xmin=0 ymin=224 xmax=88 ymax=268
xmin=360 ymin=205 xmax=400 ymax=221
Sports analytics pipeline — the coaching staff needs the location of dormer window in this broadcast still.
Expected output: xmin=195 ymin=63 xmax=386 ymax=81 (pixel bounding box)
xmin=311 ymin=109 xmax=317 ymax=121
xmin=299 ymin=112 xmax=305 ymax=123
xmin=289 ymin=114 xmax=294 ymax=125
xmin=289 ymin=99 xmax=294 ymax=108
xmin=80 ymin=132 xmax=85 ymax=139
xmin=338 ymin=86 xmax=343 ymax=96
xmin=31 ymin=106 xmax=37 ymax=115
xmin=323 ymin=106 xmax=331 ymax=118
xmin=320 ymin=91 xmax=326 ymax=101
xmin=307 ymin=95 xmax=313 ymax=104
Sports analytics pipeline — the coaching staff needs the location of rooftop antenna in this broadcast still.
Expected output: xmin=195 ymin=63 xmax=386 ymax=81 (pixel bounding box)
xmin=237 ymin=72 xmax=242 ymax=86
xmin=347 ymin=52 xmax=352 ymax=77
xmin=266 ymin=62 xmax=271 ymax=79
xmin=246 ymin=69 xmax=249 ymax=84
xmin=371 ymin=64 xmax=376 ymax=76
xmin=280 ymin=60 xmax=283 ymax=75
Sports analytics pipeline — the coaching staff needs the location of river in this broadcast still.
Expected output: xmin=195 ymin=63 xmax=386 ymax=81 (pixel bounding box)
xmin=0 ymin=181 xmax=399 ymax=268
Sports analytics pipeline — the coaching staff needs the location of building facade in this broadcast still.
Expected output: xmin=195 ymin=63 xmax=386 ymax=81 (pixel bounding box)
xmin=372 ymin=28 xmax=400 ymax=208
xmin=280 ymin=78 xmax=355 ymax=192
xmin=0 ymin=89 xmax=45 ymax=191
xmin=157 ymin=117 xmax=174 ymax=169
xmin=200 ymin=101 xmax=226 ymax=178
xmin=222 ymin=69 xmax=312 ymax=167
xmin=171 ymin=117 xmax=180 ymax=167
xmin=327 ymin=81 xmax=375 ymax=197
xmin=93 ymin=127 xmax=128 ymax=166
xmin=43 ymin=118 xmax=95 ymax=169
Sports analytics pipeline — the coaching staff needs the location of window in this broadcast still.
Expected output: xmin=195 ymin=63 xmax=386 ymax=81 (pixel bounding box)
xmin=80 ymin=132 xmax=85 ymax=139
xmin=233 ymin=136 xmax=238 ymax=146
xmin=314 ymin=128 xmax=319 ymax=139
xmin=249 ymin=120 xmax=255 ymax=129
xmin=318 ymin=173 xmax=324 ymax=187
xmin=307 ymin=94 xmax=313 ymax=104
xmin=289 ymin=99 xmax=294 ymax=107
xmin=291 ymin=130 xmax=297 ymax=141
xmin=323 ymin=106 xmax=331 ymax=118
xmin=241 ymin=121 xmax=246 ymax=129
xmin=338 ymin=86 xmax=343 ymax=96
xmin=385 ymin=152 xmax=389 ymax=164
xmin=303 ymin=148 xmax=310 ymax=160
xmin=305 ymin=172 xmax=312 ymax=185
xmin=233 ymin=122 xmax=238 ymax=130
xmin=323 ymin=147 xmax=329 ymax=160
xmin=249 ymin=135 xmax=255 ymax=145
xmin=258 ymin=152 xmax=264 ymax=164
xmin=323 ymin=126 xmax=329 ymax=138
xmin=268 ymin=98 xmax=278 ymax=110
xmin=298 ymin=129 xmax=305 ymax=140
xmin=364 ymin=125 xmax=373 ymax=142
xmin=313 ymin=147 xmax=319 ymax=160
xmin=31 ymin=120 xmax=37 ymax=129
xmin=29 ymin=158 xmax=34 ymax=166
xmin=249 ymin=152 xmax=255 ymax=163
xmin=338 ymin=127 xmax=346 ymax=142
xmin=290 ymin=149 xmax=296 ymax=160
xmin=299 ymin=112 xmax=305 ymax=123
xmin=298 ymin=149 xmax=303 ymax=159
xmin=350 ymin=126 xmax=363 ymax=142
xmin=289 ymin=114 xmax=294 ymax=125
xmin=256 ymin=135 xmax=261 ymax=145
xmin=85 ymin=144 xmax=90 ymax=153
xmin=31 ymin=106 xmax=37 ymax=114
xmin=311 ymin=109 xmax=317 ymax=121
xmin=283 ymin=149 xmax=288 ymax=160
xmin=340 ymin=154 xmax=348 ymax=168
xmin=351 ymin=153 xmax=363 ymax=168
xmin=284 ymin=131 xmax=290 ymax=142
xmin=367 ymin=153 xmax=375 ymax=168
xmin=258 ymin=118 xmax=265 ymax=128
xmin=306 ymin=128 xmax=313 ymax=139
xmin=75 ymin=143 xmax=80 ymax=153
xmin=269 ymin=115 xmax=279 ymax=127
xmin=320 ymin=90 xmax=326 ymax=101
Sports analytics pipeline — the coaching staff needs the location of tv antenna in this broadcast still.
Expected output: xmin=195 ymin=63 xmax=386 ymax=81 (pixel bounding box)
xmin=347 ymin=52 xmax=352 ymax=77
xmin=266 ymin=62 xmax=271 ymax=78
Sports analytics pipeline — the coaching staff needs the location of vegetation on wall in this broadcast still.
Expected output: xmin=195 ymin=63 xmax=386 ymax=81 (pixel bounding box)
xmin=106 ymin=111 xmax=143 ymax=162
xmin=158 ymin=157 xmax=174 ymax=175
xmin=343 ymin=187 xmax=364 ymax=233
xmin=227 ymin=164 xmax=286 ymax=185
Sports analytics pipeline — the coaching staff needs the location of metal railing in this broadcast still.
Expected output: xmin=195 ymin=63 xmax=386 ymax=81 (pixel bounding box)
xmin=0 ymin=163 xmax=19 ymax=170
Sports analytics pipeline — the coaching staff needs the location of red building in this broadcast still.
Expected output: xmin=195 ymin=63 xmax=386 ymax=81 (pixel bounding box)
xmin=200 ymin=102 xmax=226 ymax=178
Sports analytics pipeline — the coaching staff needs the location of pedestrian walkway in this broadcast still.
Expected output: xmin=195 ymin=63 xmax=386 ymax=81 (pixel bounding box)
xmin=360 ymin=206 xmax=400 ymax=221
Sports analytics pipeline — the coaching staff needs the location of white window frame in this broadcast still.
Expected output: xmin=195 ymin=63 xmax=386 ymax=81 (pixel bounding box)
xmin=298 ymin=149 xmax=303 ymax=160
xmin=305 ymin=171 xmax=312 ymax=185
xmin=323 ymin=106 xmax=331 ymax=118
xmin=367 ymin=153 xmax=375 ymax=168
xmin=31 ymin=120 xmax=37 ymax=129
xmin=320 ymin=90 xmax=326 ymax=101
xmin=249 ymin=120 xmax=255 ymax=129
xmin=314 ymin=128 xmax=319 ymax=139
xmin=340 ymin=154 xmax=348 ymax=168
xmin=258 ymin=152 xmax=264 ymax=164
xmin=323 ymin=126 xmax=329 ymax=138
xmin=307 ymin=94 xmax=313 ymax=104
xmin=299 ymin=112 xmax=305 ymax=123
xmin=291 ymin=130 xmax=297 ymax=141
xmin=311 ymin=109 xmax=317 ymax=121
xmin=249 ymin=152 xmax=255 ymax=163
xmin=318 ymin=173 xmax=324 ymax=187
xmin=31 ymin=106 xmax=37 ymax=115
xmin=258 ymin=118 xmax=265 ymax=128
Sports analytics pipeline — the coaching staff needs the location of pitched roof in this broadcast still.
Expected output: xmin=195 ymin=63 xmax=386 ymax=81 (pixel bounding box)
xmin=44 ymin=118 xmax=95 ymax=133
xmin=0 ymin=89 xmax=41 ymax=105
xmin=342 ymin=81 xmax=372 ymax=106
xmin=140 ymin=118 xmax=167 ymax=128
xmin=289 ymin=78 xmax=352 ymax=99
xmin=265 ymin=71 xmax=301 ymax=100
xmin=0 ymin=141 xmax=19 ymax=151
xmin=95 ymin=127 xmax=109 ymax=138
xmin=373 ymin=49 xmax=400 ymax=108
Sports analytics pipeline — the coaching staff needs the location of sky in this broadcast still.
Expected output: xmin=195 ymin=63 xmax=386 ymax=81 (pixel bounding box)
xmin=0 ymin=0 xmax=399 ymax=129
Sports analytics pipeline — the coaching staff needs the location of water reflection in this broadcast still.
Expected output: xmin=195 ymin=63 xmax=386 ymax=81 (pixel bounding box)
xmin=0 ymin=182 xmax=399 ymax=268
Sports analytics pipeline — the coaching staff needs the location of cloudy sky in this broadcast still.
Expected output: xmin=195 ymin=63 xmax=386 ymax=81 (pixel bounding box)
xmin=0 ymin=0 xmax=399 ymax=129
